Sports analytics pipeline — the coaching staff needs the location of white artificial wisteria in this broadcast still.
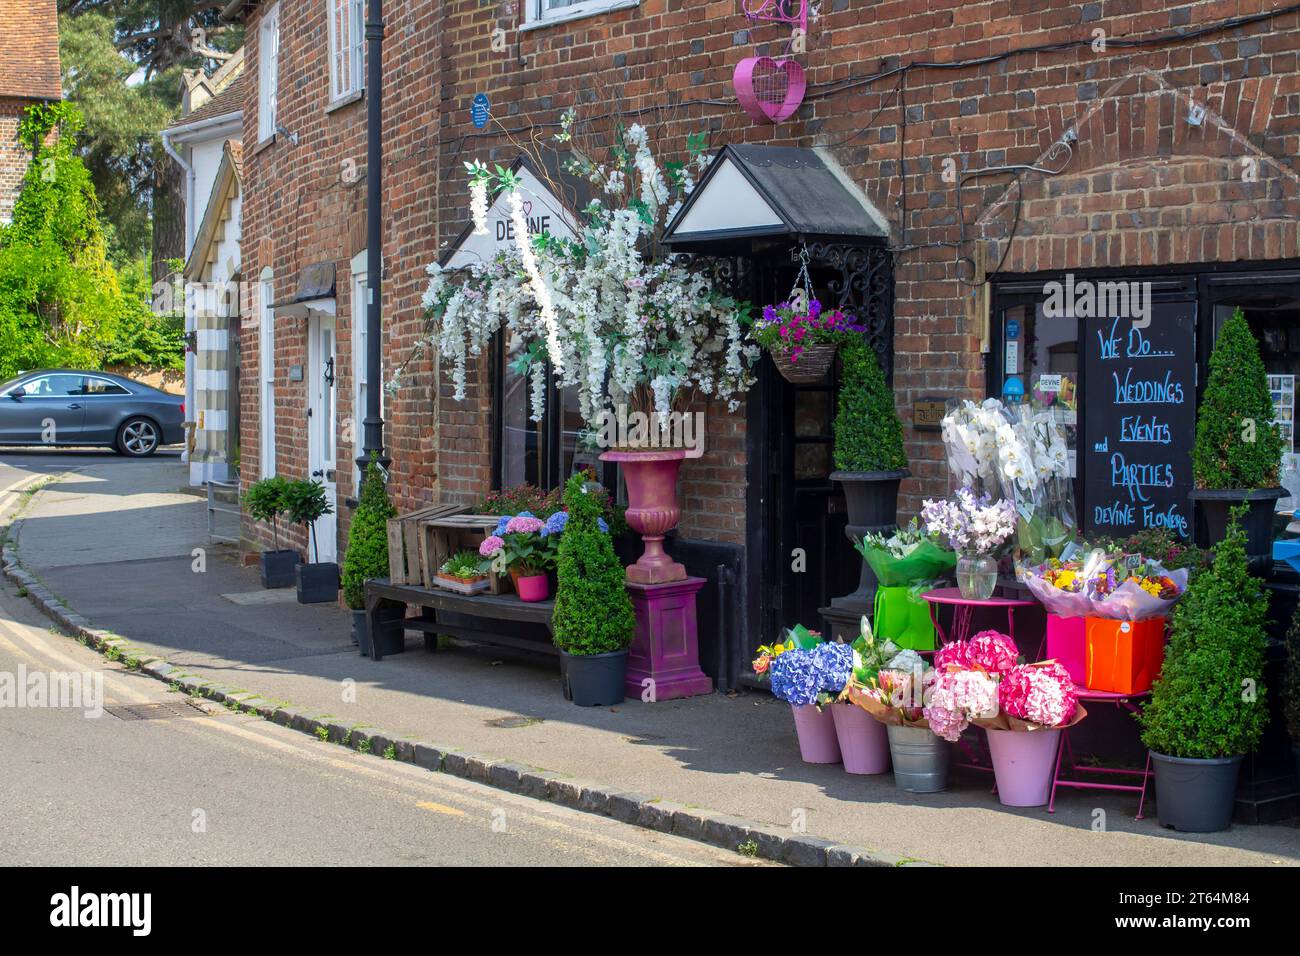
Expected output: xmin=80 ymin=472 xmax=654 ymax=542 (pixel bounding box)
xmin=464 ymin=160 xmax=490 ymax=236
xmin=415 ymin=117 xmax=758 ymax=430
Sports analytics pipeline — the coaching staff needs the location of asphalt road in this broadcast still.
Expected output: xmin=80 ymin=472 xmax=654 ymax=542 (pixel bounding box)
xmin=0 ymin=453 xmax=763 ymax=867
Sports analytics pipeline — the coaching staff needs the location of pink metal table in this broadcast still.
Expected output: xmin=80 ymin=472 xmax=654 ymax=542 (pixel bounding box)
xmin=920 ymin=587 xmax=1038 ymax=650
xmin=1047 ymin=686 xmax=1153 ymax=819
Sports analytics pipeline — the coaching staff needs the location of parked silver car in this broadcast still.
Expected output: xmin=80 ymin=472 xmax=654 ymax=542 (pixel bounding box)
xmin=0 ymin=370 xmax=184 ymax=457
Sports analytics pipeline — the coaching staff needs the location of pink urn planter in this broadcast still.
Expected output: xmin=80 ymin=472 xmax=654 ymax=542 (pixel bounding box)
xmin=985 ymin=728 xmax=1062 ymax=807
xmin=599 ymin=448 xmax=687 ymax=584
xmin=791 ymin=704 xmax=842 ymax=764
xmin=830 ymin=702 xmax=891 ymax=774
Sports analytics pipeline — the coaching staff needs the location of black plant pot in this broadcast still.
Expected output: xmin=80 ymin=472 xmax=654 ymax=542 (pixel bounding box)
xmin=1189 ymin=487 xmax=1285 ymax=574
xmin=350 ymin=608 xmax=365 ymax=647
xmin=296 ymin=562 xmax=340 ymax=604
xmin=1150 ymin=751 xmax=1243 ymax=832
xmin=560 ymin=649 xmax=627 ymax=706
xmin=260 ymin=549 xmax=301 ymax=589
xmin=829 ymin=469 xmax=909 ymax=614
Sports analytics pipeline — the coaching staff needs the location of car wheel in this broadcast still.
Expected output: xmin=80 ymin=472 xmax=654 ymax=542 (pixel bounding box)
xmin=116 ymin=417 xmax=160 ymax=457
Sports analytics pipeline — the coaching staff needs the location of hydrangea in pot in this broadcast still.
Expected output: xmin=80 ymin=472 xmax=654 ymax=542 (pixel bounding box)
xmin=829 ymin=338 xmax=909 ymax=615
xmin=1137 ymin=509 xmax=1269 ymax=832
xmin=1189 ymin=307 xmax=1285 ymax=570
xmin=478 ymin=513 xmax=557 ymax=602
xmin=754 ymin=626 xmax=851 ymax=764
xmin=416 ymin=114 xmax=757 ymax=586
xmin=244 ymin=475 xmax=299 ymax=588
xmin=551 ymin=472 xmax=637 ymax=705
xmin=341 ymin=463 xmax=397 ymax=653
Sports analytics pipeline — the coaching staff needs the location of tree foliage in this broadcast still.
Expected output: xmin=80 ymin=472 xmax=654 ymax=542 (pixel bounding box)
xmin=0 ymin=102 xmax=182 ymax=379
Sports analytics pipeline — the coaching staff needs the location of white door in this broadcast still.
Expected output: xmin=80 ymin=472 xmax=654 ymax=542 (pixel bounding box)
xmin=307 ymin=313 xmax=339 ymax=564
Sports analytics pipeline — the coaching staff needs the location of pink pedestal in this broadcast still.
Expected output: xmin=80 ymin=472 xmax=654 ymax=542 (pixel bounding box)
xmin=624 ymin=576 xmax=714 ymax=701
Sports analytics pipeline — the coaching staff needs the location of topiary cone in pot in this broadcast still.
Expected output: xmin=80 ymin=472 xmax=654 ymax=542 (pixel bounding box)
xmin=829 ymin=339 xmax=909 ymax=614
xmin=1138 ymin=507 xmax=1269 ymax=832
xmin=342 ymin=463 xmax=397 ymax=654
xmin=1189 ymin=308 xmax=1285 ymax=572
xmin=552 ymin=471 xmax=637 ymax=706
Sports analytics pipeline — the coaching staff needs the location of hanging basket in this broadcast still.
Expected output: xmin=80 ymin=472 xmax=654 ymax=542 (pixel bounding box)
xmin=769 ymin=343 xmax=837 ymax=384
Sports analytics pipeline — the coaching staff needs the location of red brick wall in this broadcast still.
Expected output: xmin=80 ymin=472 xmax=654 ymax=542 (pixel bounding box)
xmin=0 ymin=99 xmax=33 ymax=223
xmin=239 ymin=0 xmax=1300 ymax=553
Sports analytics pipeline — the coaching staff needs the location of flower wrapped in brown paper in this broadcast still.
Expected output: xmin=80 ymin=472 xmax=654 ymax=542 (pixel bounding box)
xmin=971 ymin=702 xmax=1088 ymax=733
xmin=844 ymin=680 xmax=932 ymax=730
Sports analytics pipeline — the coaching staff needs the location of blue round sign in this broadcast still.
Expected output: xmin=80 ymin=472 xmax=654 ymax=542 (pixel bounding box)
xmin=1002 ymin=375 xmax=1024 ymax=400
xmin=1006 ymin=318 xmax=1020 ymax=339
xmin=471 ymin=93 xmax=490 ymax=129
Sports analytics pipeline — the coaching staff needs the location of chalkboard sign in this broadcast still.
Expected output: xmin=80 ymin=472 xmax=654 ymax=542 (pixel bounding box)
xmin=1082 ymin=299 xmax=1196 ymax=539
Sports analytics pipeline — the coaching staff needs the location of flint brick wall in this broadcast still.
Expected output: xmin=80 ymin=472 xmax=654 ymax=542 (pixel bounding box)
xmin=240 ymin=0 xmax=1300 ymax=553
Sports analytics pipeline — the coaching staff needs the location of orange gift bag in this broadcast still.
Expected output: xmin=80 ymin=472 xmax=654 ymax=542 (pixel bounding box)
xmin=1084 ymin=617 xmax=1166 ymax=694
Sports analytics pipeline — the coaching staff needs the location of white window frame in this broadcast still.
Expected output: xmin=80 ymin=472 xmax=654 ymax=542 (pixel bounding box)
xmin=258 ymin=3 xmax=281 ymax=142
xmin=260 ymin=269 xmax=277 ymax=478
xmin=522 ymin=0 xmax=639 ymax=30
xmin=350 ymin=249 xmax=383 ymax=489
xmin=328 ymin=0 xmax=365 ymax=103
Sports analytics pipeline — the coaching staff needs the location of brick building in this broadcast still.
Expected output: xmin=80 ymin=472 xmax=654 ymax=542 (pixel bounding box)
xmin=0 ymin=0 xmax=61 ymax=224
xmin=224 ymin=0 xmax=1300 ymax=687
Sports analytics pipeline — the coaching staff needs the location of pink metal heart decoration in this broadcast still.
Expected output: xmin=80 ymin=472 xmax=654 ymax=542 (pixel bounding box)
xmin=733 ymin=56 xmax=806 ymax=124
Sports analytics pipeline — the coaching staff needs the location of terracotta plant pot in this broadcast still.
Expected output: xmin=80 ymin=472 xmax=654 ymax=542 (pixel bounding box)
xmin=599 ymin=448 xmax=688 ymax=584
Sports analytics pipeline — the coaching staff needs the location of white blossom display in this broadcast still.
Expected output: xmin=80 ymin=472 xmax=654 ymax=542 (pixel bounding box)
xmin=414 ymin=119 xmax=758 ymax=428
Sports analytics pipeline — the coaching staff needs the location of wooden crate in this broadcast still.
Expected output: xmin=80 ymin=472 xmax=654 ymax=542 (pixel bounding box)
xmin=419 ymin=514 xmax=507 ymax=590
xmin=386 ymin=505 xmax=466 ymax=585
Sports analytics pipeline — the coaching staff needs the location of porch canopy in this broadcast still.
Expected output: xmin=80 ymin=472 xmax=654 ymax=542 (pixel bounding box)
xmin=272 ymin=261 xmax=336 ymax=319
xmin=662 ymin=145 xmax=890 ymax=255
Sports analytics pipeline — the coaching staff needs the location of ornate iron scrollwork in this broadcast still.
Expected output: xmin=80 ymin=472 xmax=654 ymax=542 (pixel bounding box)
xmin=806 ymin=241 xmax=894 ymax=381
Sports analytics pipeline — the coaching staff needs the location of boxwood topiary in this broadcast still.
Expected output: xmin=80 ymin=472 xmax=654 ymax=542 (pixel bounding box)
xmin=833 ymin=338 xmax=907 ymax=473
xmin=551 ymin=471 xmax=636 ymax=656
xmin=1192 ymin=307 xmax=1282 ymax=490
xmin=1138 ymin=507 xmax=1270 ymax=758
xmin=1285 ymin=602 xmax=1300 ymax=749
xmin=341 ymin=463 xmax=397 ymax=610
xmin=244 ymin=475 xmax=290 ymax=550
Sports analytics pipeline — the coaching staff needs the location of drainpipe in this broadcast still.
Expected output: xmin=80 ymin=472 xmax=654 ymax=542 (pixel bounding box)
xmin=358 ymin=0 xmax=390 ymax=471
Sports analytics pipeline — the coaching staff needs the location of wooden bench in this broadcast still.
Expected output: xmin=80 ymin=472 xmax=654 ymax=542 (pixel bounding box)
xmin=364 ymin=577 xmax=555 ymax=662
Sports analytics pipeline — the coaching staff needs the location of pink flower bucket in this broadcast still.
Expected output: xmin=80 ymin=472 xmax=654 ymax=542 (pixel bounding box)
xmin=515 ymin=574 xmax=550 ymax=603
xmin=986 ymin=727 xmax=1062 ymax=807
xmin=830 ymin=702 xmax=890 ymax=774
xmin=1045 ymin=614 xmax=1086 ymax=684
xmin=790 ymin=704 xmax=841 ymax=764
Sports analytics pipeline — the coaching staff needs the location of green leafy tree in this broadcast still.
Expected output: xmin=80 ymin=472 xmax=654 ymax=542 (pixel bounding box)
xmin=244 ymin=475 xmax=290 ymax=550
xmin=1138 ymin=509 xmax=1270 ymax=758
xmin=832 ymin=339 xmax=907 ymax=472
xmin=1192 ymin=308 xmax=1283 ymax=489
xmin=552 ymin=472 xmax=636 ymax=656
xmin=342 ymin=464 xmax=397 ymax=610
xmin=283 ymin=479 xmax=334 ymax=564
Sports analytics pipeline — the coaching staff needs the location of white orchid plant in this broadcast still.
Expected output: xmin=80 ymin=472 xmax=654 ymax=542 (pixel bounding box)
xmin=413 ymin=111 xmax=758 ymax=432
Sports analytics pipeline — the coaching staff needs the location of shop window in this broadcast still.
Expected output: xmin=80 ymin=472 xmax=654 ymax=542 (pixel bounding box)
xmin=494 ymin=331 xmax=608 ymax=493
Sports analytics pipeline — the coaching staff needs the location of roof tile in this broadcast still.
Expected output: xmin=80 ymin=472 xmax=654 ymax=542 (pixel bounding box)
xmin=0 ymin=0 xmax=61 ymax=101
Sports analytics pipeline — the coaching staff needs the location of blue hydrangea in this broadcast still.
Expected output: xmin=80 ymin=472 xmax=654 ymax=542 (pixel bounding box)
xmin=597 ymin=517 xmax=609 ymax=533
xmin=811 ymin=642 xmax=852 ymax=693
xmin=540 ymin=511 xmax=568 ymax=537
xmin=768 ymin=648 xmax=820 ymax=707
xmin=493 ymin=516 xmax=510 ymax=536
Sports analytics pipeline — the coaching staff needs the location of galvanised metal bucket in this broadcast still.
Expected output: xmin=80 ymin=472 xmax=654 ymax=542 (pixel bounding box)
xmin=886 ymin=723 xmax=950 ymax=792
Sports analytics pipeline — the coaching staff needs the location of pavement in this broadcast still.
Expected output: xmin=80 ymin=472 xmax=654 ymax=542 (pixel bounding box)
xmin=5 ymin=454 xmax=1300 ymax=867
xmin=0 ymin=565 xmax=755 ymax=866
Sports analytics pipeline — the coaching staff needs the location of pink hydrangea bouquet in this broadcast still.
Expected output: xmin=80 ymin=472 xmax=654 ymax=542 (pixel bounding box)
xmin=924 ymin=668 xmax=1000 ymax=742
xmin=933 ymin=629 xmax=1019 ymax=677
xmin=977 ymin=660 xmax=1086 ymax=732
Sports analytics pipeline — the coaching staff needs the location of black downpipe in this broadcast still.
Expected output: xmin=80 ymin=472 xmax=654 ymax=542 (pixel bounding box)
xmin=716 ymin=563 xmax=733 ymax=692
xmin=358 ymin=0 xmax=389 ymax=471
